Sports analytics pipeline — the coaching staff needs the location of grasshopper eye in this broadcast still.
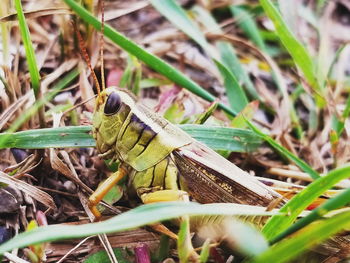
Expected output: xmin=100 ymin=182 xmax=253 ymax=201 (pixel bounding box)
xmin=104 ymin=92 xmax=121 ymax=115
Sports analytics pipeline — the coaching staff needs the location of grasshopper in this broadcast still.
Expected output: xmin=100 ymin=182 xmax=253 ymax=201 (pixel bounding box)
xmin=73 ymin=0 xmax=282 ymax=221
xmin=88 ymin=87 xmax=283 ymax=217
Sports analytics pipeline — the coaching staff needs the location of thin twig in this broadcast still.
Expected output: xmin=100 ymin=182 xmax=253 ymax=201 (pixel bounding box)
xmin=56 ymin=236 xmax=94 ymax=263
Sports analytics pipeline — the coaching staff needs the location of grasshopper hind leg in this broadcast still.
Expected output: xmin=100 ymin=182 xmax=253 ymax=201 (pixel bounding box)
xmin=131 ymin=156 xmax=199 ymax=262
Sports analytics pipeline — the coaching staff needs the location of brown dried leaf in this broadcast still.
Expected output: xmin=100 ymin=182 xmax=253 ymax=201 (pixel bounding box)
xmin=79 ymin=63 xmax=95 ymax=112
xmin=0 ymin=92 xmax=32 ymax=130
xmin=49 ymin=148 xmax=92 ymax=195
xmin=0 ymin=170 xmax=56 ymax=210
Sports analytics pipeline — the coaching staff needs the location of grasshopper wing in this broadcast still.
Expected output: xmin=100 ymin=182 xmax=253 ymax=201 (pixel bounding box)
xmin=173 ymin=141 xmax=283 ymax=207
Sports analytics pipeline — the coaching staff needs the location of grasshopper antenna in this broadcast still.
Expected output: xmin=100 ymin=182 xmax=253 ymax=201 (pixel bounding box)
xmin=76 ymin=24 xmax=101 ymax=96
xmin=100 ymin=0 xmax=105 ymax=91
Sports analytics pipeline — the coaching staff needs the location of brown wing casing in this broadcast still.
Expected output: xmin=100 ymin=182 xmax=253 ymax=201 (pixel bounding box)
xmin=173 ymin=141 xmax=283 ymax=207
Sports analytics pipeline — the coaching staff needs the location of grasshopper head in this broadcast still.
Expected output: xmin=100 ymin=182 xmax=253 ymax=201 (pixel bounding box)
xmin=92 ymin=87 xmax=134 ymax=157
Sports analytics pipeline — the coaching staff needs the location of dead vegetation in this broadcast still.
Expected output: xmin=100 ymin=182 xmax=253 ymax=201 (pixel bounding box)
xmin=1 ymin=0 xmax=350 ymax=262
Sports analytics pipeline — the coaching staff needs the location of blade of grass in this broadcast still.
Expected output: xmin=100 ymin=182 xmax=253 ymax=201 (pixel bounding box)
xmin=62 ymin=0 xmax=236 ymax=116
xmin=249 ymin=210 xmax=350 ymax=263
xmin=0 ymin=126 xmax=93 ymax=149
xmin=262 ymin=165 xmax=350 ymax=241
xmin=0 ymin=125 xmax=262 ymax=152
xmin=199 ymin=239 xmax=210 ymax=263
xmin=177 ymin=219 xmax=192 ymax=263
xmin=180 ymin=124 xmax=262 ymax=152
xmin=339 ymin=94 xmax=350 ymax=136
xmin=230 ymin=5 xmax=266 ymax=52
xmin=221 ymin=27 xmax=289 ymax=100
xmin=247 ymin=121 xmax=319 ymax=179
xmin=290 ymin=84 xmax=305 ymax=139
xmin=326 ymin=44 xmax=346 ymax=79
xmin=0 ymin=202 xmax=278 ymax=254
xmin=259 ymin=0 xmax=323 ymax=104
xmin=231 ymin=101 xmax=259 ymax=129
xmin=270 ymin=187 xmax=350 ymax=244
xmin=215 ymin=59 xmax=248 ymax=112
xmin=328 ymin=45 xmax=350 ymax=137
xmin=14 ymin=0 xmax=41 ymax=97
xmin=139 ymin=78 xmax=172 ymax=89
xmin=15 ymin=0 xmax=45 ymax=128
xmin=217 ymin=42 xmax=259 ymax=100
xmin=119 ymin=54 xmax=137 ymax=89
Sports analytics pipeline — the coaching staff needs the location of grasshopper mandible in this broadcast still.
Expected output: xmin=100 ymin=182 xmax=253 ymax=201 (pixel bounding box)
xmin=89 ymin=87 xmax=283 ymax=218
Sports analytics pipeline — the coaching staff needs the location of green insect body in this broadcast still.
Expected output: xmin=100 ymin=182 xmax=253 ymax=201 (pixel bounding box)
xmin=92 ymin=87 xmax=282 ymax=207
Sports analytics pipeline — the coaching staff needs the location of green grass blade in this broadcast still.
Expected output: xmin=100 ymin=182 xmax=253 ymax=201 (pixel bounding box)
xmin=327 ymin=46 xmax=350 ymax=137
xmin=214 ymin=59 xmax=248 ymax=112
xmin=247 ymin=122 xmax=319 ymax=179
xmin=271 ymin=187 xmax=350 ymax=244
xmin=230 ymin=6 xmax=266 ymax=51
xmin=0 ymin=126 xmax=93 ymax=149
xmin=177 ymin=219 xmax=192 ymax=262
xmin=140 ymin=78 xmax=172 ymax=89
xmin=249 ymin=211 xmax=350 ymax=263
xmin=262 ymin=165 xmax=350 ymax=241
xmin=259 ymin=0 xmax=321 ymax=98
xmin=14 ymin=0 xmax=41 ymax=96
xmin=0 ymin=125 xmax=262 ymax=152
xmin=341 ymin=95 xmax=350 ymax=128
xmin=0 ymin=202 xmax=277 ymax=254
xmin=62 ymin=0 xmax=236 ymax=116
xmin=180 ymin=124 xmax=262 ymax=152
xmin=327 ymin=44 xmax=346 ymax=79
xmin=217 ymin=42 xmax=259 ymax=100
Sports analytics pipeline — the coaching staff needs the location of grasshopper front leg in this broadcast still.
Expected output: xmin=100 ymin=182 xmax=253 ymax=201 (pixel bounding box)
xmin=88 ymin=164 xmax=128 ymax=219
